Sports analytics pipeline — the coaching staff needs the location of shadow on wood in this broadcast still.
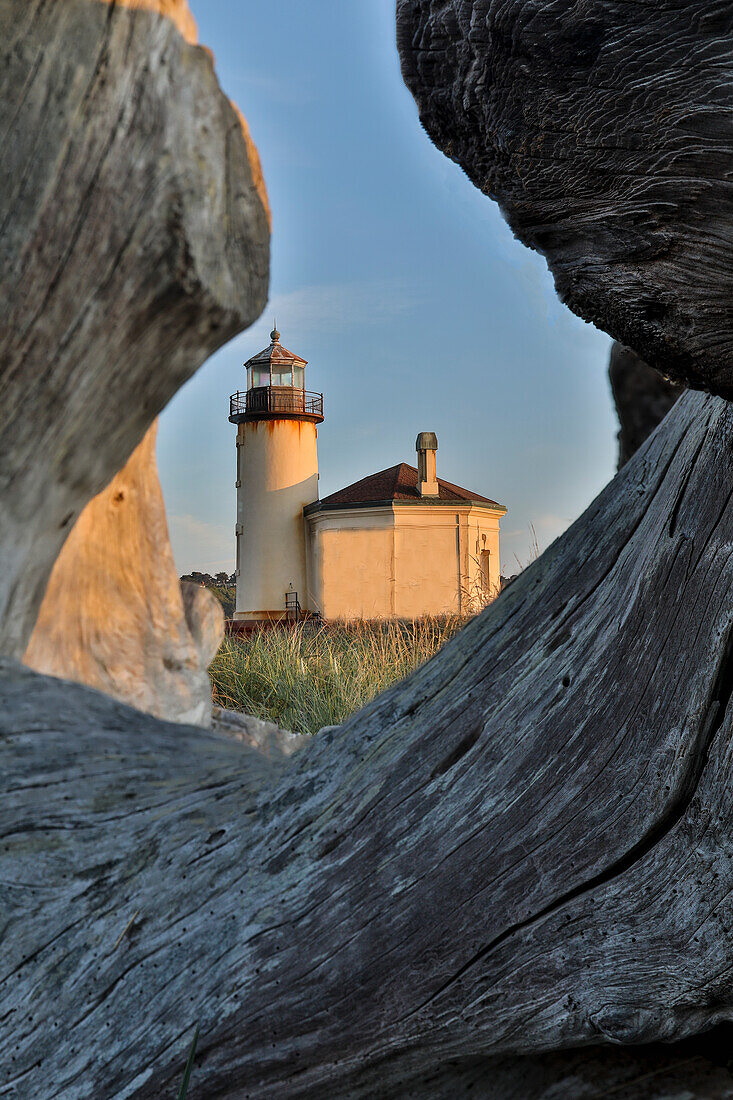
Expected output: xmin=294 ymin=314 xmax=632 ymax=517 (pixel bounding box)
xmin=610 ymin=343 xmax=684 ymax=470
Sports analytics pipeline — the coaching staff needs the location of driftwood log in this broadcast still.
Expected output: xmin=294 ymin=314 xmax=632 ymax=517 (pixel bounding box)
xmin=3 ymin=0 xmax=733 ymax=1097
xmin=392 ymin=6 xmax=733 ymax=1089
xmin=0 ymin=0 xmax=269 ymax=660
xmin=609 ymin=343 xmax=683 ymax=469
xmin=5 ymin=389 xmax=733 ymax=1097
xmin=396 ymin=0 xmax=733 ymax=398
xmin=23 ymin=423 xmax=224 ymax=726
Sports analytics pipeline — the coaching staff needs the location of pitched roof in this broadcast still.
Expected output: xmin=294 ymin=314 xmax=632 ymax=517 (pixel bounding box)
xmin=316 ymin=463 xmax=505 ymax=509
xmin=245 ymin=329 xmax=307 ymax=369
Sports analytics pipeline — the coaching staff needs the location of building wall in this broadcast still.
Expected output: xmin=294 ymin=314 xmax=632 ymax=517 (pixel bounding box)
xmin=463 ymin=508 xmax=503 ymax=612
xmin=305 ymin=507 xmax=393 ymax=620
xmin=392 ymin=509 xmax=462 ymax=619
xmin=306 ymin=503 xmax=504 ymax=621
xmin=235 ymin=419 xmax=319 ymax=619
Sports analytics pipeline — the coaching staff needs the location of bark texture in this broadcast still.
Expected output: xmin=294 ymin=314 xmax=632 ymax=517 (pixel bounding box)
xmin=23 ymin=424 xmax=223 ymax=727
xmin=212 ymin=706 xmax=307 ymax=757
xmin=393 ymin=6 xmax=733 ymax=1092
xmin=6 ymin=391 xmax=733 ymax=1097
xmin=396 ymin=0 xmax=733 ymax=397
xmin=610 ymin=342 xmax=683 ymax=469
xmin=4 ymin=1 xmax=733 ymax=1097
xmin=0 ymin=0 xmax=269 ymax=658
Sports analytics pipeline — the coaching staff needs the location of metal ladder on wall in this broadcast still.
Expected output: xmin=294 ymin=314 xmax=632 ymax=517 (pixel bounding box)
xmin=285 ymin=589 xmax=301 ymax=624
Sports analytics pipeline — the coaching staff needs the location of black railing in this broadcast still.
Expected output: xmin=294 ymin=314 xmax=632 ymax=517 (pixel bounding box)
xmin=230 ymin=386 xmax=323 ymax=419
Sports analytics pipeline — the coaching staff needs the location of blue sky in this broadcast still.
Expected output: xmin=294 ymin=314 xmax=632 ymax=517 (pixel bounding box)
xmin=158 ymin=0 xmax=616 ymax=576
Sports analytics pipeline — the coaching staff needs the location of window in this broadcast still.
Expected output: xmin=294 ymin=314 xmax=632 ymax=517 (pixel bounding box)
xmin=251 ymin=366 xmax=270 ymax=388
xmin=271 ymin=366 xmax=293 ymax=387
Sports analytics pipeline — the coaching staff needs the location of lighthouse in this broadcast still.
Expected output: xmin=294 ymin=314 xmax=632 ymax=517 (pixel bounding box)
xmin=229 ymin=326 xmax=323 ymax=622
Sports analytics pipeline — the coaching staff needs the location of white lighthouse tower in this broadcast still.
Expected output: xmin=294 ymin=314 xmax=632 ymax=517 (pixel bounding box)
xmin=229 ymin=326 xmax=323 ymax=622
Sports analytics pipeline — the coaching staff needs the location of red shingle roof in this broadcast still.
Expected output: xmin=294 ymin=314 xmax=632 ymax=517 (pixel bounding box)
xmin=317 ymin=463 xmax=504 ymax=509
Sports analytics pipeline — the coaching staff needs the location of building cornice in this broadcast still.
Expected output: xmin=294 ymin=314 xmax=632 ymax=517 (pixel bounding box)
xmin=304 ymin=498 xmax=507 ymax=518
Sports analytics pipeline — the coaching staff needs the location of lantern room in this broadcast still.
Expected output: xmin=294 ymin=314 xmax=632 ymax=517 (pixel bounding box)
xmin=230 ymin=326 xmax=323 ymax=424
xmin=246 ymin=325 xmax=306 ymax=390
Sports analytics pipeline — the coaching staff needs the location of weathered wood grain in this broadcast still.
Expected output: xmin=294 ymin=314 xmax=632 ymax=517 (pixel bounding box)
xmin=5 ymin=389 xmax=733 ymax=1096
xmin=0 ymin=0 xmax=269 ymax=658
xmin=23 ymin=423 xmax=223 ymax=726
xmin=3 ymin=1 xmax=733 ymax=1096
xmin=396 ymin=0 xmax=733 ymax=397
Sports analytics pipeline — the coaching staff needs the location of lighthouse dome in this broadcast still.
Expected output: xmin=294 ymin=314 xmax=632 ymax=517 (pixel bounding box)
xmin=245 ymin=325 xmax=308 ymax=390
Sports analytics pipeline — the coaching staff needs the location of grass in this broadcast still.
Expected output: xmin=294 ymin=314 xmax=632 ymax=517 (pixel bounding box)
xmin=209 ymin=617 xmax=466 ymax=736
xmin=176 ymin=1025 xmax=199 ymax=1100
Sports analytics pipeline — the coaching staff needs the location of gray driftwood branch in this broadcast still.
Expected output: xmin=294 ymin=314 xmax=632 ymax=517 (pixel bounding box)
xmin=3 ymin=1 xmax=733 ymax=1097
xmin=0 ymin=0 xmax=270 ymax=659
xmin=396 ymin=0 xmax=733 ymax=397
xmin=5 ymin=389 xmax=733 ymax=1098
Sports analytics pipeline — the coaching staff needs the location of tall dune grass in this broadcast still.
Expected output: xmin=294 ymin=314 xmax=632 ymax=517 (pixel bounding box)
xmin=209 ymin=617 xmax=465 ymax=736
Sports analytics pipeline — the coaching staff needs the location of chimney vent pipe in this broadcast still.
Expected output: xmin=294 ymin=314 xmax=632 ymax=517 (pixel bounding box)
xmin=416 ymin=432 xmax=438 ymax=496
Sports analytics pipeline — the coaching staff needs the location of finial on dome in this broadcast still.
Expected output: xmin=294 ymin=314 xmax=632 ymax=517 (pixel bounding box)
xmin=271 ymin=319 xmax=280 ymax=343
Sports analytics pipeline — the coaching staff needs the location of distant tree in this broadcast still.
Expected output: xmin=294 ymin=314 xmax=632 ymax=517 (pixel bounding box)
xmin=180 ymin=571 xmax=210 ymax=588
xmin=180 ymin=571 xmax=233 ymax=592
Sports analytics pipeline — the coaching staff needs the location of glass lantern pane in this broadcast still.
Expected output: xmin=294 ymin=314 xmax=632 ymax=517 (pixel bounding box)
xmin=272 ymin=366 xmax=293 ymax=387
xmin=293 ymin=365 xmax=305 ymax=389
